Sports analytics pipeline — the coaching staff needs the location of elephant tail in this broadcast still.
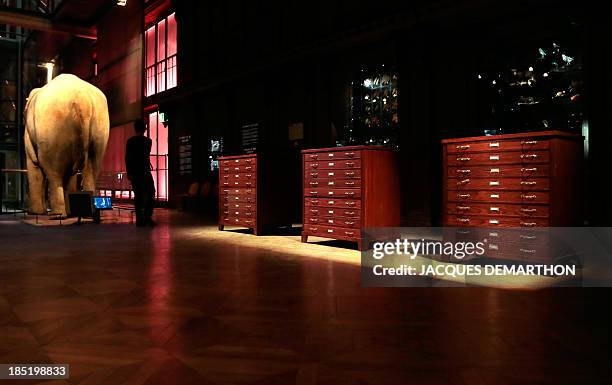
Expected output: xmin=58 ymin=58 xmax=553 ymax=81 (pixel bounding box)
xmin=24 ymin=88 xmax=41 ymax=165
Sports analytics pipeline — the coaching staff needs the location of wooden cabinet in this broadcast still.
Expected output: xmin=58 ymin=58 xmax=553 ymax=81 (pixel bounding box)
xmin=218 ymin=153 xmax=297 ymax=235
xmin=301 ymin=146 xmax=400 ymax=250
xmin=442 ymin=130 xmax=583 ymax=262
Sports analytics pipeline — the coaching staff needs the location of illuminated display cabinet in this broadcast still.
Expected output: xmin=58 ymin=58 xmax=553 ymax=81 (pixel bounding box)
xmin=301 ymin=146 xmax=400 ymax=250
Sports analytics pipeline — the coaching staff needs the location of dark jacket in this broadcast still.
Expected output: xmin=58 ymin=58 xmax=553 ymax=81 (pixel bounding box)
xmin=125 ymin=135 xmax=152 ymax=176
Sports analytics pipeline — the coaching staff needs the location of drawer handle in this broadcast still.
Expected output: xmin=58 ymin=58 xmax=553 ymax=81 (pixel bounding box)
xmin=456 ymin=145 xmax=471 ymax=150
xmin=520 ymin=248 xmax=536 ymax=253
xmin=456 ymin=157 xmax=471 ymax=162
xmin=310 ymin=154 xmax=318 ymax=160
xmin=311 ymin=227 xmax=318 ymax=231
xmin=521 ymin=181 xmax=537 ymax=186
xmin=310 ymin=173 xmax=318 ymax=177
xmin=521 ymin=140 xmax=538 ymax=145
xmin=346 ymin=202 xmax=356 ymax=206
xmin=346 ymin=162 xmax=356 ymax=167
xmin=246 ymin=182 xmax=252 ymax=186
xmin=345 ymin=231 xmax=355 ymax=236
xmin=456 ymin=169 xmax=471 ymax=174
xmin=311 ymin=164 xmax=319 ymax=169
xmin=521 ymin=208 xmax=537 ymax=213
xmin=246 ymin=159 xmax=252 ymax=163
xmin=345 ymin=221 xmax=355 ymax=225
xmin=310 ymin=209 xmax=318 ymax=213
xmin=456 ymin=206 xmax=471 ymax=210
xmin=458 ymin=193 xmax=471 ymax=198
xmin=223 ymin=175 xmax=229 ymax=179
xmin=457 ymin=179 xmax=470 ymax=185
xmin=345 ymin=152 xmax=355 ymax=157
xmin=520 ymin=222 xmax=537 ymax=227
xmin=346 ymin=211 xmax=356 ymax=215
xmin=245 ymin=212 xmax=252 ymax=216
xmin=457 ymin=218 xmax=470 ymax=223
xmin=311 ymin=200 xmax=319 ymax=204
xmin=345 ymin=192 xmax=355 ymax=196
xmin=345 ymin=172 xmax=355 ymax=176
xmin=520 ymin=235 xmax=537 ymax=240
xmin=223 ymin=182 xmax=229 ymax=186
xmin=310 ymin=181 xmax=319 ymax=186
xmin=328 ymin=153 xmax=334 ymax=157
xmin=521 ymin=194 xmax=537 ymax=200
xmin=345 ymin=181 xmax=355 ymax=186
xmin=246 ymin=166 xmax=253 ymax=170
xmin=521 ymin=168 xmax=538 ymax=172
xmin=489 ymin=142 xmax=500 ymax=148
xmin=310 ymin=218 xmax=319 ymax=223
xmin=521 ymin=154 xmax=538 ymax=159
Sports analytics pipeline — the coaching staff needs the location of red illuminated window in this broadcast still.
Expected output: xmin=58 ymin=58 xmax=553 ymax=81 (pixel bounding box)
xmin=145 ymin=12 xmax=177 ymax=97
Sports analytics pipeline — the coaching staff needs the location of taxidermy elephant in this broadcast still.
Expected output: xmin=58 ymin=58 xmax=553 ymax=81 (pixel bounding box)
xmin=24 ymin=74 xmax=110 ymax=218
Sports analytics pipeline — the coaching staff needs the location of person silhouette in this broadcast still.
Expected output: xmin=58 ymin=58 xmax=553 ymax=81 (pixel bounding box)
xmin=125 ymin=120 xmax=156 ymax=227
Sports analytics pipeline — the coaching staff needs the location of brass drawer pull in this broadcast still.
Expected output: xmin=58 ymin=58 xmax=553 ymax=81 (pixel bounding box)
xmin=310 ymin=218 xmax=319 ymax=223
xmin=520 ymin=154 xmax=538 ymax=159
xmin=328 ymin=153 xmax=334 ymax=157
xmin=345 ymin=192 xmax=355 ymax=196
xmin=345 ymin=181 xmax=355 ymax=186
xmin=311 ymin=164 xmax=319 ymax=169
xmin=345 ymin=221 xmax=355 ymax=225
xmin=345 ymin=231 xmax=355 ymax=236
xmin=346 ymin=211 xmax=356 ymax=215
xmin=456 ymin=206 xmax=471 ymax=210
xmin=521 ymin=168 xmax=538 ymax=172
xmin=223 ymin=175 xmax=229 ymax=179
xmin=458 ymin=193 xmax=471 ymax=198
xmin=456 ymin=157 xmax=471 ymax=162
xmin=346 ymin=162 xmax=356 ymax=167
xmin=521 ymin=140 xmax=538 ymax=145
xmin=311 ymin=227 xmax=318 ymax=231
xmin=345 ymin=152 xmax=355 ymax=157
xmin=520 ymin=235 xmax=537 ymax=240
xmin=310 ymin=181 xmax=319 ymax=186
xmin=246 ymin=166 xmax=253 ymax=170
xmin=310 ymin=154 xmax=318 ymax=160
xmin=520 ymin=181 xmax=537 ymax=186
xmin=457 ymin=179 xmax=470 ymax=185
xmin=311 ymin=191 xmax=318 ymax=195
xmin=310 ymin=209 xmax=318 ymax=213
xmin=456 ymin=169 xmax=471 ymax=174
xmin=246 ymin=182 xmax=252 ymax=186
xmin=521 ymin=194 xmax=537 ymax=200
xmin=310 ymin=173 xmax=318 ymax=177
xmin=520 ymin=248 xmax=536 ymax=253
xmin=456 ymin=145 xmax=471 ymax=150
xmin=345 ymin=172 xmax=355 ymax=176
xmin=520 ymin=208 xmax=537 ymax=213
xmin=246 ymin=159 xmax=252 ymax=163
xmin=457 ymin=218 xmax=470 ymax=223
xmin=520 ymin=222 xmax=537 ymax=227
xmin=311 ymin=200 xmax=319 ymax=204
xmin=346 ymin=202 xmax=356 ymax=206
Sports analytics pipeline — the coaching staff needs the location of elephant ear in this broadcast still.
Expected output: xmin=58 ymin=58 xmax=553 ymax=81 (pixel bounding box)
xmin=24 ymin=88 xmax=41 ymax=114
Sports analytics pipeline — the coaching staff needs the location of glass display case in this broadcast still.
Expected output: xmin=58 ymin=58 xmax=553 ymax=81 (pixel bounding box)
xmin=474 ymin=39 xmax=584 ymax=136
xmin=343 ymin=65 xmax=399 ymax=148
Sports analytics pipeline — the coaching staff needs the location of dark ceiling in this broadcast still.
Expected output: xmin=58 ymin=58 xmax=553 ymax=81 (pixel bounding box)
xmin=51 ymin=0 xmax=113 ymax=27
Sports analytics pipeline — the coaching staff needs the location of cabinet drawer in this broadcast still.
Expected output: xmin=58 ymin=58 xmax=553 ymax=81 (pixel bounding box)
xmin=222 ymin=195 xmax=256 ymax=204
xmin=305 ymin=188 xmax=361 ymax=198
xmin=448 ymin=190 xmax=549 ymax=204
xmin=222 ymin=209 xmax=256 ymax=219
xmin=449 ymin=178 xmax=550 ymax=191
xmin=221 ymin=173 xmax=256 ymax=186
xmin=447 ymin=203 xmax=549 ymax=218
xmin=447 ymin=139 xmax=550 ymax=154
xmin=220 ymin=157 xmax=256 ymax=167
xmin=447 ymin=150 xmax=549 ymax=166
xmin=305 ymin=159 xmax=361 ymax=170
xmin=305 ymin=178 xmax=362 ymax=188
xmin=223 ymin=202 xmax=255 ymax=211
xmin=220 ymin=163 xmax=257 ymax=173
xmin=447 ymin=164 xmax=550 ymax=178
xmin=303 ymin=224 xmax=360 ymax=240
xmin=220 ymin=187 xmax=256 ymax=196
xmin=306 ymin=169 xmax=362 ymax=179
xmin=304 ymin=198 xmax=362 ymax=209
xmin=304 ymin=150 xmax=361 ymax=162
xmin=446 ymin=215 xmax=549 ymax=227
xmin=304 ymin=216 xmax=360 ymax=229
xmin=306 ymin=207 xmax=361 ymax=218
xmin=222 ymin=217 xmax=256 ymax=227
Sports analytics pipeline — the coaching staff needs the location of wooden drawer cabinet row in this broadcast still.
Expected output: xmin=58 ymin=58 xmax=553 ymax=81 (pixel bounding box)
xmin=301 ymin=146 xmax=400 ymax=250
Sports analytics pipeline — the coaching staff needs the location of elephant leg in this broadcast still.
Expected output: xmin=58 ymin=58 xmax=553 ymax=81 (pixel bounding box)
xmin=26 ymin=156 xmax=46 ymax=215
xmin=47 ymin=172 xmax=67 ymax=218
xmin=82 ymin=154 xmax=101 ymax=193
xmin=66 ymin=174 xmax=79 ymax=193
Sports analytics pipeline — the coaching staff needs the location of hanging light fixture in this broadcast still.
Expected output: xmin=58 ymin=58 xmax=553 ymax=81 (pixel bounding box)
xmin=117 ymin=0 xmax=127 ymax=6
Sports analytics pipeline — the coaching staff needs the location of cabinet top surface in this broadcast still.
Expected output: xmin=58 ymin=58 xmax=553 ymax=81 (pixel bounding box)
xmin=441 ymin=130 xmax=583 ymax=144
xmin=302 ymin=145 xmax=396 ymax=154
xmin=218 ymin=154 xmax=257 ymax=160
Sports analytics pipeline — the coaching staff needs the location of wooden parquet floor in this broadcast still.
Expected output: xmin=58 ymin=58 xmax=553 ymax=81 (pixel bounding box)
xmin=1 ymin=210 xmax=611 ymax=385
